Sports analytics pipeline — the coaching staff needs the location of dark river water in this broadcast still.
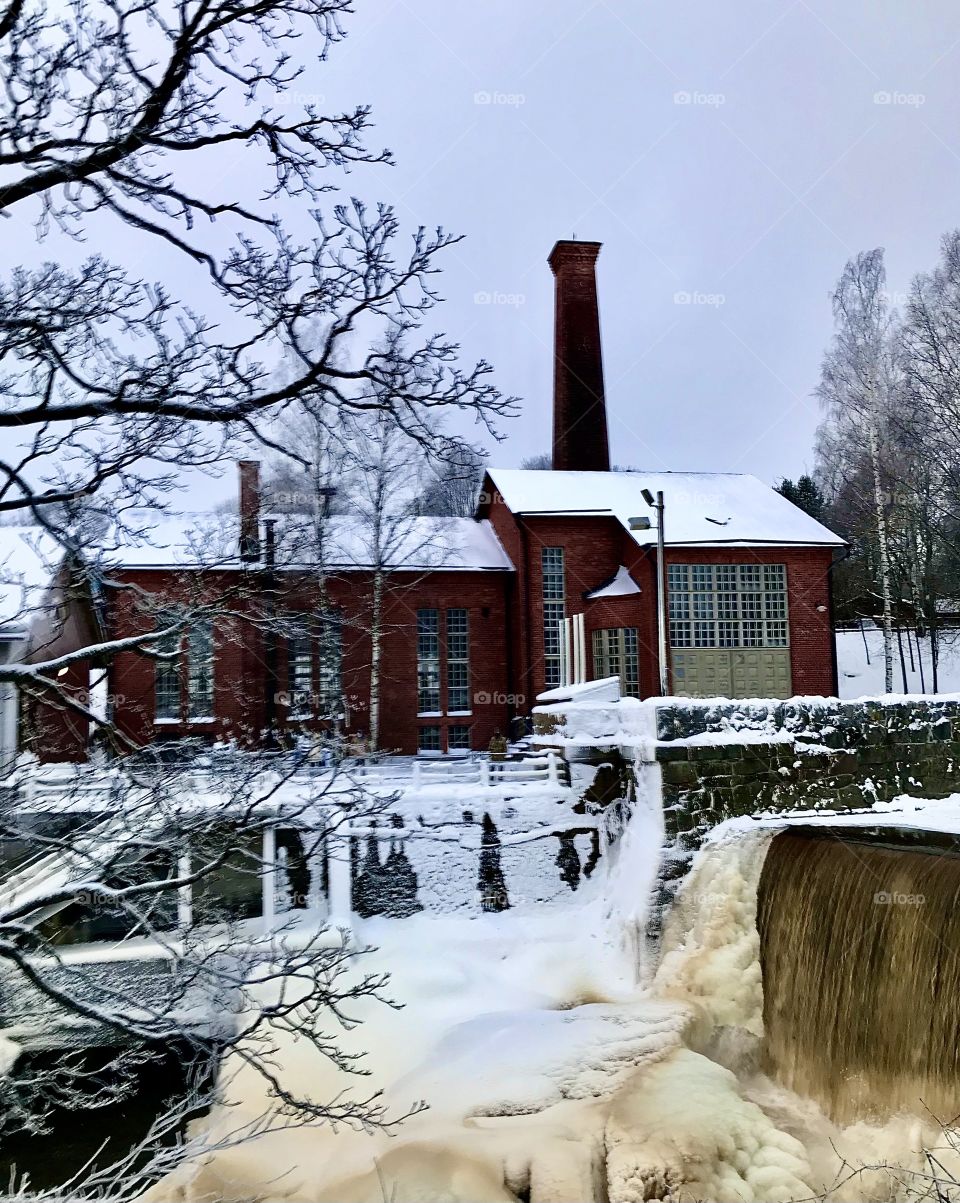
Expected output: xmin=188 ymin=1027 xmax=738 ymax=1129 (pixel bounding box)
xmin=0 ymin=1042 xmax=212 ymax=1194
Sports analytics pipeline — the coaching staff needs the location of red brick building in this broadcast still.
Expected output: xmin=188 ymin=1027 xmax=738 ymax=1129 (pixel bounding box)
xmin=23 ymin=240 xmax=844 ymax=761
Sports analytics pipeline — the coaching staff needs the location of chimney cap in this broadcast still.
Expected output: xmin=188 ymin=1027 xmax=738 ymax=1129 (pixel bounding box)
xmin=548 ymin=239 xmax=602 ymax=274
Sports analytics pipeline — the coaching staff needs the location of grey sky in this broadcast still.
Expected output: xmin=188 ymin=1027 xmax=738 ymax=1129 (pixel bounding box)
xmin=9 ymin=0 xmax=960 ymax=515
xmin=307 ymin=0 xmax=960 ymax=484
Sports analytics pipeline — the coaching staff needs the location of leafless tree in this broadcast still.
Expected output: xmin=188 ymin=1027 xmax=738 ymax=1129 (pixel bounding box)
xmin=412 ymin=444 xmax=487 ymax=518
xmin=0 ymin=747 xmax=423 ymax=1195
xmin=0 ymin=0 xmax=514 ymax=1185
xmin=816 ymin=249 xmax=899 ymax=692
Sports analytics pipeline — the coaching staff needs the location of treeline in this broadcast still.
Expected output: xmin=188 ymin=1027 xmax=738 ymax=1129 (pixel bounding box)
xmin=792 ymin=233 xmax=960 ymax=691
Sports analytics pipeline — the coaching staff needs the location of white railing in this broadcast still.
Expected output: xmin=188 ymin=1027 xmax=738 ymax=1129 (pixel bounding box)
xmin=411 ymin=751 xmax=561 ymax=788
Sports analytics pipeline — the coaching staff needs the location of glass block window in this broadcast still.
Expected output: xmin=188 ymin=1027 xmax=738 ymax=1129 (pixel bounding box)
xmin=417 ymin=609 xmax=441 ymax=713
xmin=418 ymin=725 xmax=442 ymax=752
xmin=668 ymin=564 xmax=790 ymax=649
xmin=287 ymin=629 xmax=313 ymax=718
xmin=155 ymin=611 xmax=181 ymax=720
xmin=542 ymin=548 xmax=565 ymax=687
xmin=447 ymin=725 xmax=471 ymax=750
xmin=187 ymin=620 xmax=215 ymax=719
xmin=446 ymin=608 xmax=470 ymax=712
xmin=592 ymin=628 xmax=640 ymax=698
xmin=542 ymin=547 xmax=565 ymax=600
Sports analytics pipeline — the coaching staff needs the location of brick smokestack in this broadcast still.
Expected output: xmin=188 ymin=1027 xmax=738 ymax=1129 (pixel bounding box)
xmin=238 ymin=460 xmax=261 ymax=561
xmin=548 ymin=240 xmax=610 ymax=472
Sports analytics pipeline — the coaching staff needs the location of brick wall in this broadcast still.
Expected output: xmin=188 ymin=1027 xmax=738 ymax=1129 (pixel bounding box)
xmin=104 ymin=566 xmax=512 ymax=756
xmin=482 ymin=497 xmax=837 ymax=703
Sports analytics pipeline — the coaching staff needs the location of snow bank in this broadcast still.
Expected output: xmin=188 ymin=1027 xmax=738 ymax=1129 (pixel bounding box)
xmin=837 ymin=626 xmax=960 ymax=697
xmin=143 ymin=790 xmax=960 ymax=1203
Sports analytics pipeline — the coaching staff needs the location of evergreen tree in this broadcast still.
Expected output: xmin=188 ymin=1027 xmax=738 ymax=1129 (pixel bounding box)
xmin=776 ymin=475 xmax=826 ymax=521
xmin=556 ymin=833 xmax=582 ymax=891
xmin=478 ymin=813 xmax=510 ymax=912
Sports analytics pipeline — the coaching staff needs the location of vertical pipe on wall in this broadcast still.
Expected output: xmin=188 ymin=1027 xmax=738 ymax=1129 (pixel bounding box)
xmin=262 ymin=823 xmax=276 ymax=932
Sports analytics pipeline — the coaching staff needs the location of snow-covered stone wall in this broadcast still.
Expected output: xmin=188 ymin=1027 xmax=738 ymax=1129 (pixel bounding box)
xmin=650 ymin=695 xmax=960 ymax=926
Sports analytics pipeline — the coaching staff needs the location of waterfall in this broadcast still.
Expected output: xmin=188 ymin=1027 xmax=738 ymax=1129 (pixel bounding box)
xmin=758 ymin=827 xmax=960 ymax=1124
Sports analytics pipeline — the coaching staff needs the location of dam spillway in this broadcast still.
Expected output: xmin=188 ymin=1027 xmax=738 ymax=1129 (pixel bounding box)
xmin=757 ymin=826 xmax=960 ymax=1124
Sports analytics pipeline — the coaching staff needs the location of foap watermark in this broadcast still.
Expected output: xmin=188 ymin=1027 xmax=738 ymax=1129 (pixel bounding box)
xmin=873 ymin=90 xmax=925 ymax=107
xmin=669 ymin=488 xmax=726 ymax=508
xmin=474 ymin=290 xmax=525 ymax=308
xmin=474 ymin=690 xmax=525 ymax=706
xmin=474 ymin=90 xmax=525 ymax=108
xmin=476 ymin=488 xmax=506 ymax=508
xmin=874 ymin=890 xmax=925 ymax=906
xmin=283 ymin=90 xmax=326 ymax=108
xmin=674 ymin=90 xmax=725 ymax=108
xmin=674 ymin=289 xmax=725 ymax=308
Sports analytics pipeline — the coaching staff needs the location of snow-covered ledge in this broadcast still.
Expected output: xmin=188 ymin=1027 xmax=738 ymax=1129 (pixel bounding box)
xmin=533 ymin=677 xmax=656 ymax=759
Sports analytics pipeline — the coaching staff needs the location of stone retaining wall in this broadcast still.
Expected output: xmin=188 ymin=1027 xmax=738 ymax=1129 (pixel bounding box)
xmin=649 ymin=696 xmax=960 ymax=927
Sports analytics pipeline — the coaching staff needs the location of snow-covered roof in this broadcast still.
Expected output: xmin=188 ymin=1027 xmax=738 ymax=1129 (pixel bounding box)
xmin=0 ymin=526 xmax=63 ymax=639
xmin=106 ymin=514 xmax=514 ymax=573
xmin=486 ymin=469 xmax=845 ymax=549
xmin=585 ymin=565 xmax=641 ymax=599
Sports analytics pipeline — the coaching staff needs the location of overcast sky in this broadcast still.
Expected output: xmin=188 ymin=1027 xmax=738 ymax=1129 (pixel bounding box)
xmin=12 ymin=0 xmax=960 ymax=514
xmin=298 ymin=0 xmax=960 ymax=486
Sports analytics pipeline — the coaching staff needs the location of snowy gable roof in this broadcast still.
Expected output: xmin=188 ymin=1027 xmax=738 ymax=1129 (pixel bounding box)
xmin=487 ymin=469 xmax=844 ymax=549
xmin=0 ymin=526 xmax=63 ymax=637
xmin=107 ymin=514 xmax=514 ymax=573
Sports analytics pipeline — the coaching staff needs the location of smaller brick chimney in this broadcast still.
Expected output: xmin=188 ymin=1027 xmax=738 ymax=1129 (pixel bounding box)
xmin=238 ymin=460 xmax=261 ymax=561
xmin=549 ymin=240 xmax=611 ymax=473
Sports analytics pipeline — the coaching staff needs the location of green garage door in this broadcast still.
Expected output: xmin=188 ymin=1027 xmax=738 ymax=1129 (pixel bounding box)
xmin=668 ymin=563 xmax=793 ymax=700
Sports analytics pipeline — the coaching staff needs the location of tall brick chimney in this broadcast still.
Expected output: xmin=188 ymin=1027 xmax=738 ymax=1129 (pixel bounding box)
xmin=548 ymin=240 xmax=610 ymax=472
xmin=238 ymin=460 xmax=261 ymax=561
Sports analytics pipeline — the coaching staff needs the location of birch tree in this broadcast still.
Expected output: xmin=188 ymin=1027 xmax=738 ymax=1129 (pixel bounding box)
xmin=817 ymin=250 xmax=898 ymax=692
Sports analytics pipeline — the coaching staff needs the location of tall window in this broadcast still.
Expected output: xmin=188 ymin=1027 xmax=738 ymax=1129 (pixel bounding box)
xmin=188 ymin=621 xmax=215 ymax=719
xmin=317 ymin=613 xmax=342 ymax=717
xmin=446 ymin=608 xmax=470 ymax=713
xmin=287 ymin=614 xmax=342 ymax=719
xmin=668 ymin=564 xmax=789 ymax=649
xmin=155 ymin=612 xmax=181 ymax=720
xmin=287 ymin=628 xmax=313 ymax=719
xmin=155 ymin=614 xmax=215 ymax=721
xmin=417 ymin=609 xmax=441 ymax=714
xmin=542 ymin=547 xmax=565 ymax=687
xmin=593 ymin=628 xmax=640 ymax=697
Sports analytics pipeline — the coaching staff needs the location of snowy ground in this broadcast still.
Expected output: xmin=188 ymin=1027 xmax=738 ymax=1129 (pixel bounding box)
xmin=142 ymin=789 xmax=960 ymax=1203
xmin=836 ymin=625 xmax=960 ymax=696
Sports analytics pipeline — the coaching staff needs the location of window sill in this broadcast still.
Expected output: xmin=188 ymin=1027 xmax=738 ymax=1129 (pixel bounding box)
xmin=154 ymin=717 xmax=182 ymax=725
xmin=417 ymin=711 xmax=443 ymax=718
xmin=447 ymin=711 xmax=473 ymax=718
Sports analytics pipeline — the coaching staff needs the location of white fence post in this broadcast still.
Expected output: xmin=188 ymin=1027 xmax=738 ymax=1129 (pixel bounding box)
xmin=177 ymin=851 xmax=192 ymax=930
xmin=547 ymin=751 xmax=559 ymax=785
xmin=480 ymin=759 xmax=491 ymax=788
xmin=412 ymin=761 xmax=421 ymax=788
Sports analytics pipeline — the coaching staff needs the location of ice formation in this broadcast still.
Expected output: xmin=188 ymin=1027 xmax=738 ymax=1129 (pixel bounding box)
xmin=143 ymin=793 xmax=960 ymax=1203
